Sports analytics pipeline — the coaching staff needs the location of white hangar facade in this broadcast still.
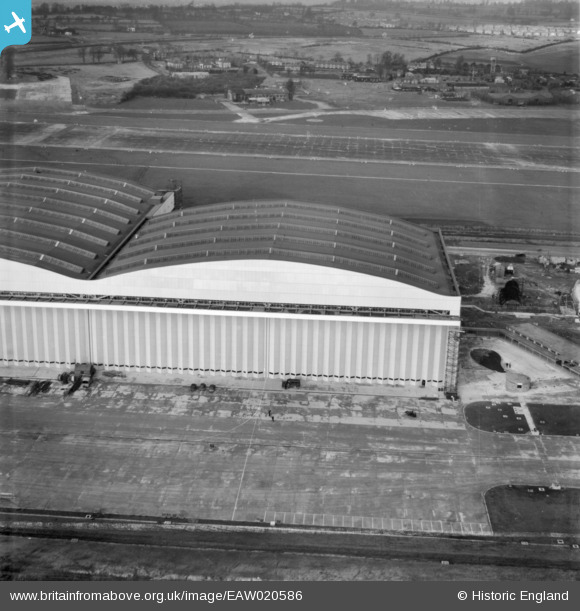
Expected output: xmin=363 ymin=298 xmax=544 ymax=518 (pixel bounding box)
xmin=0 ymin=168 xmax=461 ymax=389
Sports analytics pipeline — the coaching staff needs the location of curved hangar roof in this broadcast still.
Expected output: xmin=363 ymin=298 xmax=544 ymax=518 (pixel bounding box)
xmin=0 ymin=169 xmax=457 ymax=299
xmin=103 ymin=200 xmax=458 ymax=297
xmin=0 ymin=167 xmax=155 ymax=279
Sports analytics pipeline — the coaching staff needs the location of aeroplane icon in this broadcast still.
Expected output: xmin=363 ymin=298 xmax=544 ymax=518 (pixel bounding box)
xmin=4 ymin=12 xmax=26 ymax=34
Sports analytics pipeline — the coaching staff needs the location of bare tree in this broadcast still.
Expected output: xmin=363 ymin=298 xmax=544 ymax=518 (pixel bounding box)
xmin=77 ymin=46 xmax=86 ymax=64
xmin=113 ymin=44 xmax=126 ymax=64
xmin=285 ymin=78 xmax=296 ymax=101
xmin=91 ymin=46 xmax=104 ymax=64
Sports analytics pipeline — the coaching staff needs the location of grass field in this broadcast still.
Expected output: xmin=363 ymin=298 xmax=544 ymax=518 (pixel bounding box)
xmin=485 ymin=486 xmax=580 ymax=535
xmin=451 ymin=257 xmax=484 ymax=295
xmin=4 ymin=534 xmax=580 ymax=581
xmin=520 ymin=41 xmax=580 ymax=73
xmin=464 ymin=402 xmax=530 ymax=435
xmin=423 ymin=35 xmax=560 ymax=53
xmin=116 ymin=96 xmax=230 ymax=111
xmin=284 ymin=115 xmax=577 ymax=137
xmin=527 ymin=404 xmax=580 ymax=437
xmin=440 ymin=41 xmax=580 ymax=74
xmin=300 ymin=78 xmax=474 ymax=110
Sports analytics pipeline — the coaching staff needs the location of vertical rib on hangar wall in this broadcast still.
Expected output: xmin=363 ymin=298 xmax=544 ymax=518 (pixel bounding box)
xmin=0 ymin=303 xmax=449 ymax=385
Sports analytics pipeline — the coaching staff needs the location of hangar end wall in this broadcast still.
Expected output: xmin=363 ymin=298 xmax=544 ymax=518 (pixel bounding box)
xmin=0 ymin=303 xmax=453 ymax=386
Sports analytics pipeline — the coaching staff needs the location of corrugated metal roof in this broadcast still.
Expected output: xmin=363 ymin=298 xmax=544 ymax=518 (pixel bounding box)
xmin=510 ymin=323 xmax=580 ymax=362
xmin=0 ymin=167 xmax=155 ymax=279
xmin=102 ymin=200 xmax=458 ymax=296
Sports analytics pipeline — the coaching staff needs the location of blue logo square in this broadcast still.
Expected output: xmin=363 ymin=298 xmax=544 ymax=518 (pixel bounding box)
xmin=1 ymin=0 xmax=31 ymax=55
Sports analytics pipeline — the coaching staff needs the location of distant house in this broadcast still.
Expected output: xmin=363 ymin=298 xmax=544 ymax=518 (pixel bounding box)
xmin=239 ymin=88 xmax=288 ymax=104
xmin=54 ymin=27 xmax=78 ymax=36
xmin=172 ymin=72 xmax=209 ymax=80
xmin=408 ymin=61 xmax=427 ymax=72
xmin=166 ymin=61 xmax=185 ymax=71
xmin=314 ymin=62 xmax=348 ymax=71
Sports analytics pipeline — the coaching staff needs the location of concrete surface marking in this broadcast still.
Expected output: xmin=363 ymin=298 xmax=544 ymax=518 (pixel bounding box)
xmin=518 ymin=399 xmax=539 ymax=435
xmin=14 ymin=123 xmax=67 ymax=145
xmin=88 ymin=128 xmax=120 ymax=149
xmin=231 ymin=382 xmax=267 ymax=521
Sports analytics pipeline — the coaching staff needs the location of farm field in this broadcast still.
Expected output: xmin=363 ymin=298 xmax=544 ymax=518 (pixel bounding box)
xmin=20 ymin=32 xmax=569 ymax=73
xmin=199 ymin=33 xmax=578 ymax=66
xmin=295 ymin=37 xmax=450 ymax=63
xmin=520 ymin=41 xmax=580 ymax=73
xmin=441 ymin=40 xmax=580 ymax=74
xmin=422 ymin=35 xmax=566 ymax=52
xmin=300 ymin=78 xmax=473 ymax=110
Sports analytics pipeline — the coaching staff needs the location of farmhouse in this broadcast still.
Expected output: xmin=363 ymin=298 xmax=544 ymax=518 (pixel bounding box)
xmin=0 ymin=168 xmax=461 ymax=390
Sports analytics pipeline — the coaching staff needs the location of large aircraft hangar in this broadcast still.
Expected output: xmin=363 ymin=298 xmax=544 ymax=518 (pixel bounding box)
xmin=0 ymin=167 xmax=461 ymax=390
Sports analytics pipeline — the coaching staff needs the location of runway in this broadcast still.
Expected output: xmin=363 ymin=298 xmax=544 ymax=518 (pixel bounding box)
xmin=1 ymin=110 xmax=578 ymax=233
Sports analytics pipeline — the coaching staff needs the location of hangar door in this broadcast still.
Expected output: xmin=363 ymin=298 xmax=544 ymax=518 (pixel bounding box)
xmin=0 ymin=304 xmax=450 ymax=386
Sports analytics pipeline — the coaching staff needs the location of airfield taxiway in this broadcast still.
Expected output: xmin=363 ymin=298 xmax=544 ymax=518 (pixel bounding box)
xmin=2 ymin=374 xmax=579 ymax=536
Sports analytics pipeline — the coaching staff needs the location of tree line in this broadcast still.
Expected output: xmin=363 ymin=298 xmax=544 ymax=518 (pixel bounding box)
xmin=76 ymin=45 xmax=140 ymax=65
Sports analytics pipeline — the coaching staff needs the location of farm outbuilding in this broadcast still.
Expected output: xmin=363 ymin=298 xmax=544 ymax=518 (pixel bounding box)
xmin=0 ymin=168 xmax=461 ymax=390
